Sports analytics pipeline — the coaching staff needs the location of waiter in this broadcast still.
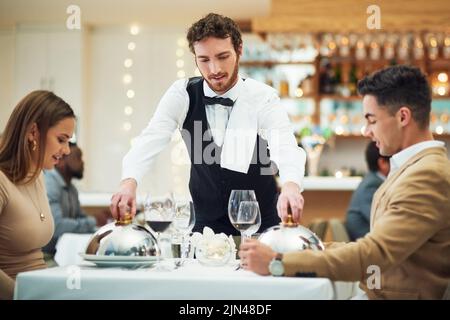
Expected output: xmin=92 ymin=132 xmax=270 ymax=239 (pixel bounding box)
xmin=110 ymin=13 xmax=306 ymax=235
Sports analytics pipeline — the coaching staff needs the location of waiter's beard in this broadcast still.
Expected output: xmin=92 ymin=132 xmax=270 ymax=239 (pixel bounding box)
xmin=203 ymin=57 xmax=239 ymax=94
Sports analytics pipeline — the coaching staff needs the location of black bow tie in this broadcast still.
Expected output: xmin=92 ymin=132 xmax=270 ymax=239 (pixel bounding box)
xmin=203 ymin=96 xmax=234 ymax=107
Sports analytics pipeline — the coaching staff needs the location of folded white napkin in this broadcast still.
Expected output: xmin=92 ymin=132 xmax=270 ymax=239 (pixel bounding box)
xmin=191 ymin=227 xmax=236 ymax=264
xmin=220 ymin=79 xmax=265 ymax=174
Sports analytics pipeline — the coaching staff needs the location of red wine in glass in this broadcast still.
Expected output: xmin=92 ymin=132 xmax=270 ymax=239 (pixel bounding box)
xmin=146 ymin=220 xmax=172 ymax=233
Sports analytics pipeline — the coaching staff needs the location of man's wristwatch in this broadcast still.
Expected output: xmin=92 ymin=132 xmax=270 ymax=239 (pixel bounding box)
xmin=269 ymin=253 xmax=284 ymax=276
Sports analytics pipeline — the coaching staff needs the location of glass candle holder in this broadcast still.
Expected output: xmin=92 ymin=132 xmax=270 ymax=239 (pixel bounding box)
xmin=195 ymin=237 xmax=232 ymax=267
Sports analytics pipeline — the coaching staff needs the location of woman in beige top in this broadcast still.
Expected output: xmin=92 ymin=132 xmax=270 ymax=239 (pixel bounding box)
xmin=0 ymin=90 xmax=75 ymax=299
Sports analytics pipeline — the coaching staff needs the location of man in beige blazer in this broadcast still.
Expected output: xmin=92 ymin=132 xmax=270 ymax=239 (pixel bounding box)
xmin=239 ymin=65 xmax=450 ymax=300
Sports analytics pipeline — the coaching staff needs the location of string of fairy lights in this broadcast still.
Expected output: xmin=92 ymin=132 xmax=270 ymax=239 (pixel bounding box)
xmin=176 ymin=36 xmax=201 ymax=79
xmin=119 ymin=30 xmax=202 ymax=195
xmin=172 ymin=36 xmax=201 ymax=195
xmin=122 ymin=24 xmax=139 ymax=136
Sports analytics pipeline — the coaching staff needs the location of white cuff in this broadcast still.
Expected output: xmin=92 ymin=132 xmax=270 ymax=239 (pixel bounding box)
xmin=279 ymin=173 xmax=304 ymax=192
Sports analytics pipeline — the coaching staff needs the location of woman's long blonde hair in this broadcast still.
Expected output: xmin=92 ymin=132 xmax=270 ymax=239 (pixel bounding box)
xmin=0 ymin=90 xmax=75 ymax=183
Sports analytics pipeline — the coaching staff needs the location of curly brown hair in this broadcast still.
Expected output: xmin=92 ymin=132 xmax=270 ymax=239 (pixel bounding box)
xmin=186 ymin=13 xmax=242 ymax=54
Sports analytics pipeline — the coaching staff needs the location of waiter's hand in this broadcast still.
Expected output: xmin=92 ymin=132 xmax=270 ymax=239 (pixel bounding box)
xmin=277 ymin=181 xmax=304 ymax=223
xmin=110 ymin=178 xmax=137 ymax=220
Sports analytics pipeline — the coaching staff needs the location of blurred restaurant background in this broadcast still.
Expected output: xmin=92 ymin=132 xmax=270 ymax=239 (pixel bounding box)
xmin=1 ymin=0 xmax=449 ymax=234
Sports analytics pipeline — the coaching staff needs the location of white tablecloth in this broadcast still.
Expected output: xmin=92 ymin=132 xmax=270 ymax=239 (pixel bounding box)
xmin=14 ymin=260 xmax=357 ymax=300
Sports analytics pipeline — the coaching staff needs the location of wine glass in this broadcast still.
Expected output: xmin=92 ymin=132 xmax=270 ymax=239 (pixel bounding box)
xmin=144 ymin=193 xmax=175 ymax=234
xmin=228 ymin=189 xmax=258 ymax=242
xmin=233 ymin=201 xmax=259 ymax=244
xmin=173 ymin=201 xmax=196 ymax=266
xmin=145 ymin=207 xmax=173 ymax=234
xmin=240 ymin=201 xmax=261 ymax=240
xmin=144 ymin=196 xmax=174 ymax=270
xmin=228 ymin=190 xmax=256 ymax=219
xmin=301 ymin=134 xmax=326 ymax=176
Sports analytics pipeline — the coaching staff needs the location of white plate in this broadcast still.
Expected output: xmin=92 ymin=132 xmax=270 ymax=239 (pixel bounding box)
xmin=79 ymin=253 xmax=158 ymax=262
xmin=79 ymin=254 xmax=159 ymax=268
xmin=88 ymin=260 xmax=157 ymax=268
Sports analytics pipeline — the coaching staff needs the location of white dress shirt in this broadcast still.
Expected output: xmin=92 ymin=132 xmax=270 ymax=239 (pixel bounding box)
xmin=376 ymin=172 xmax=387 ymax=181
xmin=203 ymin=78 xmax=241 ymax=147
xmin=389 ymin=140 xmax=445 ymax=177
xmin=122 ymin=76 xmax=306 ymax=188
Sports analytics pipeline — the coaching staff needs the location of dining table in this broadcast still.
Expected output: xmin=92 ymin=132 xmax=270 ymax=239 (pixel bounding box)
xmin=14 ymin=257 xmax=359 ymax=300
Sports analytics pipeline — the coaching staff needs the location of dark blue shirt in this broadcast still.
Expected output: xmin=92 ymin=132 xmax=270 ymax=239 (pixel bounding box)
xmin=42 ymin=169 xmax=96 ymax=254
xmin=345 ymin=171 xmax=385 ymax=241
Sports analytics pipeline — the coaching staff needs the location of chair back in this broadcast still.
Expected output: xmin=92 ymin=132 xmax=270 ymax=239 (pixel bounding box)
xmin=329 ymin=218 xmax=350 ymax=242
xmin=308 ymin=219 xmax=328 ymax=240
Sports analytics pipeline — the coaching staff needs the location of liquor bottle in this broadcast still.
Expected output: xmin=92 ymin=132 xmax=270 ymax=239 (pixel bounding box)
xmin=444 ymin=36 xmax=450 ymax=59
xmin=265 ymin=74 xmax=274 ymax=88
xmin=333 ymin=62 xmax=343 ymax=95
xmin=319 ymin=61 xmax=334 ymax=94
xmin=348 ymin=64 xmax=358 ymax=96
xmin=279 ymin=75 xmax=290 ymax=97
xmin=301 ymin=75 xmax=313 ymax=96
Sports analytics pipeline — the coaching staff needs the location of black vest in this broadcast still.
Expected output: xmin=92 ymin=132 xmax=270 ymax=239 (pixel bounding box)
xmin=182 ymin=77 xmax=280 ymax=235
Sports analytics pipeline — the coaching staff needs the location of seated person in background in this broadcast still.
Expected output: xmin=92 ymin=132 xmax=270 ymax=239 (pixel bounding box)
xmin=239 ymin=65 xmax=450 ymax=300
xmin=0 ymin=90 xmax=75 ymax=300
xmin=43 ymin=142 xmax=109 ymax=259
xmin=345 ymin=141 xmax=390 ymax=241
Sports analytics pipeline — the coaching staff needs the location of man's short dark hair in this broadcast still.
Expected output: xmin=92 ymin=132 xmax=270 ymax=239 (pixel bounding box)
xmin=186 ymin=13 xmax=242 ymax=54
xmin=366 ymin=141 xmax=389 ymax=172
xmin=357 ymin=65 xmax=432 ymax=129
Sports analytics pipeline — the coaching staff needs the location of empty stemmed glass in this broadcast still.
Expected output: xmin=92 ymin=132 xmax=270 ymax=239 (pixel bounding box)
xmin=173 ymin=201 xmax=196 ymax=267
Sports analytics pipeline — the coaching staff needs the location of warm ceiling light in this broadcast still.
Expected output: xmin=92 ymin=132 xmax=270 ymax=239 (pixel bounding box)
xmin=435 ymin=126 xmax=444 ymax=135
xmin=360 ymin=126 xmax=366 ymax=135
xmin=126 ymin=89 xmax=135 ymax=98
xmin=335 ymin=126 xmax=344 ymax=135
xmin=177 ymin=38 xmax=187 ymax=47
xmin=430 ymin=38 xmax=438 ymax=47
xmin=123 ymin=74 xmax=132 ymax=84
xmin=445 ymin=37 xmax=450 ymax=47
xmin=130 ymin=25 xmax=140 ymax=35
xmin=124 ymin=106 xmax=133 ymax=115
xmin=128 ymin=42 xmax=136 ymax=51
xmin=176 ymin=59 xmax=184 ymax=68
xmin=176 ymin=48 xmax=184 ymax=57
xmin=124 ymin=59 xmax=133 ymax=68
xmin=437 ymin=86 xmax=446 ymax=96
xmin=437 ymin=72 xmax=448 ymax=83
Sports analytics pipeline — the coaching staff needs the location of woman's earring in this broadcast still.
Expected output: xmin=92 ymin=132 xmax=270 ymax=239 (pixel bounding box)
xmin=32 ymin=140 xmax=37 ymax=151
